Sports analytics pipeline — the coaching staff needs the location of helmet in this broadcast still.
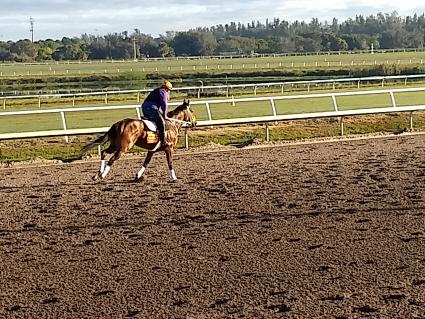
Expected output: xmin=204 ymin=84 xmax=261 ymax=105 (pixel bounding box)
xmin=162 ymin=80 xmax=173 ymax=90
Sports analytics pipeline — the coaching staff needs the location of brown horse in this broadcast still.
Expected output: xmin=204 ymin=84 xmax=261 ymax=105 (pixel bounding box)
xmin=80 ymin=99 xmax=196 ymax=181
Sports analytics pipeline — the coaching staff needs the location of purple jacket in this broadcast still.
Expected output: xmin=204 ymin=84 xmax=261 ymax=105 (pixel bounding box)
xmin=142 ymin=87 xmax=169 ymax=115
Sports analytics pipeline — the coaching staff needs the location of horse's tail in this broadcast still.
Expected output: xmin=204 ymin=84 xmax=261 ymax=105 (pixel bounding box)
xmin=79 ymin=131 xmax=110 ymax=158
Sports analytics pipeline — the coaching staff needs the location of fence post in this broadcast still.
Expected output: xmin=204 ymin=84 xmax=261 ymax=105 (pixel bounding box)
xmin=390 ymin=91 xmax=397 ymax=108
xmin=265 ymin=123 xmax=270 ymax=142
xmin=331 ymin=94 xmax=338 ymax=111
xmin=60 ymin=111 xmax=69 ymax=143
xmin=38 ymin=96 xmax=41 ymax=108
xmin=340 ymin=117 xmax=344 ymax=136
xmin=205 ymin=102 xmax=212 ymax=121
xmin=270 ymin=98 xmax=277 ymax=116
xmin=409 ymin=112 xmax=414 ymax=131
xmin=184 ymin=128 xmax=189 ymax=149
xmin=2 ymin=99 xmax=5 ymax=110
xmin=135 ymin=107 xmax=141 ymax=120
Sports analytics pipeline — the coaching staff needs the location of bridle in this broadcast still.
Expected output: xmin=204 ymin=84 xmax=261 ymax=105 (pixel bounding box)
xmin=168 ymin=107 xmax=195 ymax=128
xmin=168 ymin=118 xmax=192 ymax=127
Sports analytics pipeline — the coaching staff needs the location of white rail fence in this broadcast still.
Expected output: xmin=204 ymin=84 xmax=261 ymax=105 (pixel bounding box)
xmin=2 ymin=74 xmax=425 ymax=108
xmin=2 ymin=59 xmax=425 ymax=77
xmin=1 ymin=87 xmax=425 ymax=147
xmin=1 ymin=47 xmax=425 ymax=66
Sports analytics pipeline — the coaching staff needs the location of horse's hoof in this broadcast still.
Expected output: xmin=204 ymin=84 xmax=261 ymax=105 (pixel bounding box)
xmin=134 ymin=176 xmax=144 ymax=182
xmin=93 ymin=173 xmax=105 ymax=181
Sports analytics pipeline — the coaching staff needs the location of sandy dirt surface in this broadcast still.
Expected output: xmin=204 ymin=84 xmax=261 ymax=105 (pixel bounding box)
xmin=1 ymin=134 xmax=425 ymax=319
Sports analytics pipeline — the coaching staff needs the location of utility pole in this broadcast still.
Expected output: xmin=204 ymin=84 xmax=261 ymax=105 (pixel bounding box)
xmin=30 ymin=17 xmax=34 ymax=42
xmin=132 ymin=36 xmax=137 ymax=61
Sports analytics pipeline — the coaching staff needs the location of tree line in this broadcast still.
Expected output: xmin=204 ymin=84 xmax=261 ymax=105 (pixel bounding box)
xmin=1 ymin=11 xmax=425 ymax=62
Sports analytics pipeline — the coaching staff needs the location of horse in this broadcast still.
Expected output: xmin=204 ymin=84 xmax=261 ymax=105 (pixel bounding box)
xmin=80 ymin=99 xmax=196 ymax=182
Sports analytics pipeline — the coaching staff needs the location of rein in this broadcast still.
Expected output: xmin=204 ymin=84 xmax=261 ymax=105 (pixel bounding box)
xmin=168 ymin=118 xmax=192 ymax=127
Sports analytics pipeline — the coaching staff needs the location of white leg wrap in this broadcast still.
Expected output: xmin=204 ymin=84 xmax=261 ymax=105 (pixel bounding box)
xmin=100 ymin=160 xmax=106 ymax=173
xmin=137 ymin=166 xmax=146 ymax=179
xmin=101 ymin=165 xmax=111 ymax=178
xmin=169 ymin=169 xmax=177 ymax=181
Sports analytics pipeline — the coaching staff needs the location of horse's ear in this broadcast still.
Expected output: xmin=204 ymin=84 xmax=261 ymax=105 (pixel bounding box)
xmin=187 ymin=99 xmax=191 ymax=108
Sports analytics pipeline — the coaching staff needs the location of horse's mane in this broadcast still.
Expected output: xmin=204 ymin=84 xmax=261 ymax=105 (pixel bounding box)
xmin=168 ymin=101 xmax=189 ymax=118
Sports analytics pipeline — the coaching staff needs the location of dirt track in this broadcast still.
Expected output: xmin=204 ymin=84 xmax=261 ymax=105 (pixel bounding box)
xmin=1 ymin=135 xmax=425 ymax=319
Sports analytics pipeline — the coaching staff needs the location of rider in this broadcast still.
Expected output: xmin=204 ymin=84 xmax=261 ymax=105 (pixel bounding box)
xmin=141 ymin=80 xmax=173 ymax=146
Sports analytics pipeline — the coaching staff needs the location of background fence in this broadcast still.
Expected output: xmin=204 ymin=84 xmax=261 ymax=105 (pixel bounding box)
xmin=1 ymin=86 xmax=424 ymax=146
xmin=3 ymin=74 xmax=425 ymax=107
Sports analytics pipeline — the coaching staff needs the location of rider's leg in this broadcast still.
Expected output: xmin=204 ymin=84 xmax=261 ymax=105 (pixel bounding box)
xmin=156 ymin=111 xmax=170 ymax=145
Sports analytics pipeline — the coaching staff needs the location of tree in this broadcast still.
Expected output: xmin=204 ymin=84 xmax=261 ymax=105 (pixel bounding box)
xmin=158 ymin=42 xmax=174 ymax=57
xmin=172 ymin=32 xmax=217 ymax=56
xmin=9 ymin=40 xmax=37 ymax=61
xmin=321 ymin=33 xmax=348 ymax=51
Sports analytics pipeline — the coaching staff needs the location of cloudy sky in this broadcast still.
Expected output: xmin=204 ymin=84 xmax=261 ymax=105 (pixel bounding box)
xmin=1 ymin=0 xmax=425 ymax=41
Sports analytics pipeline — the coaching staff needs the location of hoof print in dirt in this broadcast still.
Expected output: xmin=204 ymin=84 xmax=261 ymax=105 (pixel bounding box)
xmin=126 ymin=310 xmax=141 ymax=317
xmin=413 ymin=279 xmax=425 ymax=286
xmin=7 ymin=305 xmax=21 ymax=312
xmin=320 ymin=295 xmax=344 ymax=301
xmin=172 ymin=300 xmax=187 ymax=307
xmin=209 ymin=298 xmax=230 ymax=308
xmin=266 ymin=303 xmax=290 ymax=313
xmin=308 ymin=243 xmax=324 ymax=250
xmin=317 ymin=265 xmax=333 ymax=272
xmin=353 ymin=305 xmax=378 ymax=314
xmin=42 ymin=297 xmax=60 ymax=304
xmin=383 ymin=294 xmax=406 ymax=301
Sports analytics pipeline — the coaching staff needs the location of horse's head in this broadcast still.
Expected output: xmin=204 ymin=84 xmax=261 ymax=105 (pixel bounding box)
xmin=169 ymin=99 xmax=197 ymax=128
xmin=182 ymin=99 xmax=197 ymax=128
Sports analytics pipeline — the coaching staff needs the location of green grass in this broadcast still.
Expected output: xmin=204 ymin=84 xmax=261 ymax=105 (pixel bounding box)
xmin=2 ymin=51 xmax=425 ymax=76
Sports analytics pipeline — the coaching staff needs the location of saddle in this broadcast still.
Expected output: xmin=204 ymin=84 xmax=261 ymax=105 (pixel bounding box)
xmin=141 ymin=118 xmax=170 ymax=147
xmin=141 ymin=118 xmax=158 ymax=131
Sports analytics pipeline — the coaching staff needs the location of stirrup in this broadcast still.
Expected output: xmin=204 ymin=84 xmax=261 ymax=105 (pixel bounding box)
xmin=151 ymin=140 xmax=170 ymax=152
xmin=151 ymin=141 xmax=161 ymax=152
xmin=162 ymin=141 xmax=172 ymax=147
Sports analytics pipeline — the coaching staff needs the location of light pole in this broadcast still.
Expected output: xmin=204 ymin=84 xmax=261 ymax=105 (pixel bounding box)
xmin=132 ymin=37 xmax=137 ymax=61
xmin=30 ymin=17 xmax=34 ymax=43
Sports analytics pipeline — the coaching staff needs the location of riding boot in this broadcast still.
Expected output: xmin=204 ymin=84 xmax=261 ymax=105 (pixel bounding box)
xmin=159 ymin=128 xmax=171 ymax=147
xmin=156 ymin=111 xmax=171 ymax=147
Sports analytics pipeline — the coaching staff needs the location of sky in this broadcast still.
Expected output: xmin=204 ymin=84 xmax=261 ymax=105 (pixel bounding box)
xmin=1 ymin=0 xmax=425 ymax=41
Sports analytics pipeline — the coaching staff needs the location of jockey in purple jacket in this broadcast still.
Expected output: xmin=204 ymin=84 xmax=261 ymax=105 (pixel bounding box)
xmin=141 ymin=80 xmax=173 ymax=146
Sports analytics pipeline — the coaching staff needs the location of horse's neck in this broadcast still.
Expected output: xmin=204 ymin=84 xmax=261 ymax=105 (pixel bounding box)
xmin=169 ymin=112 xmax=185 ymax=130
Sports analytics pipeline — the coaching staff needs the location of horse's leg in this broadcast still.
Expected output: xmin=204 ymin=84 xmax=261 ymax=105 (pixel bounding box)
xmin=99 ymin=147 xmax=128 ymax=179
xmin=93 ymin=146 xmax=115 ymax=181
xmin=165 ymin=148 xmax=177 ymax=181
xmin=135 ymin=151 xmax=154 ymax=181
xmin=100 ymin=139 xmax=136 ymax=180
